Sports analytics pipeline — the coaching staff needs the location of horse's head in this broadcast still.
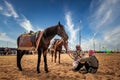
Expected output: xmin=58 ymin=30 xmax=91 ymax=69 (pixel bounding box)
xmin=57 ymin=22 xmax=68 ymax=41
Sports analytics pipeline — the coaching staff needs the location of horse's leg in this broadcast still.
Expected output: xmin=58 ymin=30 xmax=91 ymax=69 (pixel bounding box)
xmin=37 ymin=49 xmax=41 ymax=73
xmin=43 ymin=50 xmax=49 ymax=73
xmin=54 ymin=51 xmax=57 ymax=63
xmin=17 ymin=50 xmax=24 ymax=71
xmin=58 ymin=51 xmax=61 ymax=64
xmin=51 ymin=51 xmax=53 ymax=62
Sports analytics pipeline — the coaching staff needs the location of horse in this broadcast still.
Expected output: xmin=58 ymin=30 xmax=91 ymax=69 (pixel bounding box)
xmin=49 ymin=39 xmax=59 ymax=62
xmin=17 ymin=22 xmax=68 ymax=73
xmin=50 ymin=39 xmax=68 ymax=64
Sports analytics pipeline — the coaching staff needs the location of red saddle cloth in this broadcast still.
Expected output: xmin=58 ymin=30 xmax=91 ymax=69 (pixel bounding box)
xmin=18 ymin=31 xmax=43 ymax=50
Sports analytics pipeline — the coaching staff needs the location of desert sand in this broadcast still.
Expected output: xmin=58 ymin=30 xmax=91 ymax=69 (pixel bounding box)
xmin=0 ymin=53 xmax=120 ymax=80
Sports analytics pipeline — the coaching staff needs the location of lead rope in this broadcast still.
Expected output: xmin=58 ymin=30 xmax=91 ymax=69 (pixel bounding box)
xmin=67 ymin=50 xmax=83 ymax=60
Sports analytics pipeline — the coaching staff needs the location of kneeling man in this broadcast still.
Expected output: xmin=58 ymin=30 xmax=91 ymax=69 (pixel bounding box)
xmin=72 ymin=50 xmax=99 ymax=74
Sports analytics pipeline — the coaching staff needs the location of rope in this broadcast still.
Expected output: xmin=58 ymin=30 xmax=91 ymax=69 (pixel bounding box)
xmin=66 ymin=49 xmax=84 ymax=60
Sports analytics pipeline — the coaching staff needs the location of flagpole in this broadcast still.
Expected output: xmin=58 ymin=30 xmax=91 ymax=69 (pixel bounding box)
xmin=79 ymin=20 xmax=81 ymax=46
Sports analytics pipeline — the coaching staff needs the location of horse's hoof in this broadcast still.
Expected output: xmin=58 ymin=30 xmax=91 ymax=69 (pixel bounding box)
xmin=45 ymin=70 xmax=49 ymax=73
xmin=18 ymin=69 xmax=22 ymax=71
xmin=18 ymin=67 xmax=22 ymax=71
xmin=37 ymin=71 xmax=41 ymax=73
xmin=45 ymin=69 xmax=49 ymax=73
xmin=19 ymin=69 xmax=22 ymax=71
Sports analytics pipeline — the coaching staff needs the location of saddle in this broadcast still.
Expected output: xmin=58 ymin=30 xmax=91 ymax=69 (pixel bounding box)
xmin=18 ymin=31 xmax=43 ymax=51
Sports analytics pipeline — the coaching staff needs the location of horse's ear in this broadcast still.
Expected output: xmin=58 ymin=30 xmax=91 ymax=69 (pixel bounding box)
xmin=58 ymin=21 xmax=61 ymax=25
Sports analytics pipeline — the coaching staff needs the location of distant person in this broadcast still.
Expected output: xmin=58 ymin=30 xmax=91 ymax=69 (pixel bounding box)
xmin=72 ymin=50 xmax=99 ymax=74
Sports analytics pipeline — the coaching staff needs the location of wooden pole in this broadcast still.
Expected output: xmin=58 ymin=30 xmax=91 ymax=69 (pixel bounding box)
xmin=79 ymin=20 xmax=81 ymax=46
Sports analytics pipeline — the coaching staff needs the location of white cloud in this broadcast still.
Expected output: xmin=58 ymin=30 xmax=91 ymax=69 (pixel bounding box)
xmin=89 ymin=0 xmax=120 ymax=30
xmin=81 ymin=32 xmax=99 ymax=51
xmin=0 ymin=1 xmax=19 ymax=18
xmin=97 ymin=9 xmax=112 ymax=28
xmin=34 ymin=25 xmax=44 ymax=31
xmin=0 ymin=32 xmax=16 ymax=44
xmin=65 ymin=11 xmax=79 ymax=50
xmin=0 ymin=32 xmax=17 ymax=48
xmin=0 ymin=1 xmax=35 ymax=32
xmin=17 ymin=15 xmax=35 ymax=32
xmin=0 ymin=6 xmax=3 ymax=10
xmin=88 ymin=0 xmax=120 ymax=50
xmin=0 ymin=1 xmax=36 ymax=47
xmin=82 ymin=39 xmax=91 ymax=50
xmin=103 ymin=26 xmax=120 ymax=50
xmin=64 ymin=11 xmax=98 ymax=51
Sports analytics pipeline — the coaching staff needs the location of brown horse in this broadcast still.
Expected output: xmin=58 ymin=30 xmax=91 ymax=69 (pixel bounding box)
xmin=49 ymin=39 xmax=58 ymax=62
xmin=50 ymin=39 xmax=68 ymax=64
xmin=17 ymin=22 xmax=68 ymax=73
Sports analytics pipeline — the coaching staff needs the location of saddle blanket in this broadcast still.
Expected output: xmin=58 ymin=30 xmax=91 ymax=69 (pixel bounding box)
xmin=18 ymin=31 xmax=43 ymax=50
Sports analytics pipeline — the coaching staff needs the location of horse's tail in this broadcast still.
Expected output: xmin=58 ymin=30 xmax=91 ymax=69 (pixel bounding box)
xmin=16 ymin=35 xmax=23 ymax=71
xmin=17 ymin=50 xmax=21 ymax=70
xmin=17 ymin=36 xmax=20 ymax=47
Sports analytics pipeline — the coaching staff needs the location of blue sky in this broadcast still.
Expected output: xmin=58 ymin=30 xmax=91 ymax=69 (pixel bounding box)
xmin=0 ymin=0 xmax=120 ymax=51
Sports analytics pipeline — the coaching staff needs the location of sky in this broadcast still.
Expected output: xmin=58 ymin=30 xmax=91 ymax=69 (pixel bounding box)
xmin=0 ymin=0 xmax=120 ymax=51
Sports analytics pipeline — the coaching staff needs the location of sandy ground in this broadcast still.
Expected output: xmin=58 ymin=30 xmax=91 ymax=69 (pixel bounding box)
xmin=0 ymin=53 xmax=120 ymax=80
